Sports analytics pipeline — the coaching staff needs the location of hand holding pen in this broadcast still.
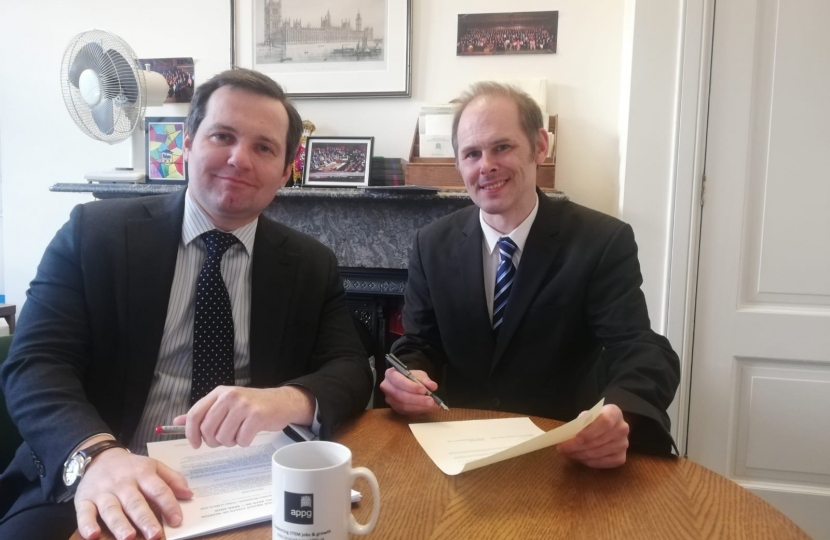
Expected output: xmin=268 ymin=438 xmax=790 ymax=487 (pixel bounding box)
xmin=382 ymin=353 xmax=449 ymax=412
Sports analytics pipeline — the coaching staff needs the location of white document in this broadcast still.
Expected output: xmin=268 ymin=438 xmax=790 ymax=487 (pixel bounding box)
xmin=409 ymin=399 xmax=605 ymax=475
xmin=421 ymin=134 xmax=455 ymax=157
xmin=418 ymin=103 xmax=458 ymax=134
xmin=424 ymin=114 xmax=454 ymax=135
xmin=147 ymin=432 xmax=360 ymax=540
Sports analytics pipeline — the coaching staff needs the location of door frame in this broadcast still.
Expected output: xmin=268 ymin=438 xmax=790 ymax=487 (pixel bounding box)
xmin=662 ymin=0 xmax=715 ymax=455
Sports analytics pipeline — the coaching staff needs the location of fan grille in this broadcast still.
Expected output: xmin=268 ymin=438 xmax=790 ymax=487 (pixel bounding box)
xmin=61 ymin=29 xmax=147 ymax=144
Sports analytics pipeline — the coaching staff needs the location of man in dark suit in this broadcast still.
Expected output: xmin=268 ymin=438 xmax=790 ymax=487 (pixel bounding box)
xmin=381 ymin=82 xmax=680 ymax=468
xmin=0 ymin=69 xmax=373 ymax=540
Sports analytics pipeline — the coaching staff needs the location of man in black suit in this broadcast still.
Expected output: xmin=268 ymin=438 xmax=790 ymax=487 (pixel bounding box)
xmin=381 ymin=82 xmax=680 ymax=468
xmin=0 ymin=69 xmax=373 ymax=540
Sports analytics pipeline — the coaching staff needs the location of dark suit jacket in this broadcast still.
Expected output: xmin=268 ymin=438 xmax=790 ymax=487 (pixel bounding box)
xmin=392 ymin=190 xmax=680 ymax=453
xmin=0 ymin=190 xmax=373 ymax=519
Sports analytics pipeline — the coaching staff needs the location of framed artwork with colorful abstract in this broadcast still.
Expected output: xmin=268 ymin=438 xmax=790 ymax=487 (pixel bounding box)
xmin=145 ymin=116 xmax=188 ymax=183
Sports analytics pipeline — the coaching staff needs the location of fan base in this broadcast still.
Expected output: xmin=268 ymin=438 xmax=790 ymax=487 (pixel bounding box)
xmin=85 ymin=170 xmax=147 ymax=183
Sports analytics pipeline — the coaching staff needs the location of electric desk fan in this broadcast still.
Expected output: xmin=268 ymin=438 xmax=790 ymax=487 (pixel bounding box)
xmin=60 ymin=29 xmax=169 ymax=182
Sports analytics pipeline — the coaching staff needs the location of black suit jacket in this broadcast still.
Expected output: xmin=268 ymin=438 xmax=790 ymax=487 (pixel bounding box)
xmin=0 ymin=190 xmax=372 ymax=518
xmin=392 ymin=191 xmax=680 ymax=453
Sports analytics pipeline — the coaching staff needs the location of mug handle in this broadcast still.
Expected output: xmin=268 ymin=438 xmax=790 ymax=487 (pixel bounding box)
xmin=349 ymin=467 xmax=381 ymax=535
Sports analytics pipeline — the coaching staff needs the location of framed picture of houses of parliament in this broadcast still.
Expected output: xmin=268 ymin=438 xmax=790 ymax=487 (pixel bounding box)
xmin=234 ymin=0 xmax=412 ymax=98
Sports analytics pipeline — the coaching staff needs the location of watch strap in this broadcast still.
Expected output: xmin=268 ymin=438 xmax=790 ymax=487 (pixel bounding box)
xmin=77 ymin=439 xmax=127 ymax=460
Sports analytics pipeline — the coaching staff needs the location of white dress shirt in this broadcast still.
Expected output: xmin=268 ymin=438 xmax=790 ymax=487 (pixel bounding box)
xmin=480 ymin=194 xmax=540 ymax=322
xmin=129 ymin=190 xmax=258 ymax=454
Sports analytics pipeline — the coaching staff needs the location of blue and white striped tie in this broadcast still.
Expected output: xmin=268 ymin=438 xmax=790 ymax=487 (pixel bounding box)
xmin=493 ymin=237 xmax=518 ymax=335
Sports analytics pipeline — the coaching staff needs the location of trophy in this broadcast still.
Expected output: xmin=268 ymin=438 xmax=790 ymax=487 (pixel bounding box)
xmin=290 ymin=120 xmax=316 ymax=187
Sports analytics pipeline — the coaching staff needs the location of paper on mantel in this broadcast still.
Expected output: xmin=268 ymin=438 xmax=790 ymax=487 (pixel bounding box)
xmin=147 ymin=431 xmax=361 ymax=540
xmin=424 ymin=114 xmax=454 ymax=135
xmin=409 ymin=399 xmax=605 ymax=475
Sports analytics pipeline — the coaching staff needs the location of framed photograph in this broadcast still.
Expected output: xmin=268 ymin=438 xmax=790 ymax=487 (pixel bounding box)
xmin=137 ymin=57 xmax=195 ymax=103
xmin=303 ymin=137 xmax=373 ymax=187
xmin=457 ymin=11 xmax=558 ymax=56
xmin=145 ymin=117 xmax=187 ymax=183
xmin=234 ymin=0 xmax=412 ymax=98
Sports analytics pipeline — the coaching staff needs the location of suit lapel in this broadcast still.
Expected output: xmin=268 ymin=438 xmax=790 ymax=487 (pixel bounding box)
xmin=456 ymin=210 xmax=496 ymax=358
xmin=249 ymin=216 xmax=298 ymax=386
xmin=492 ymin=192 xmax=562 ymax=372
xmin=122 ymin=190 xmax=186 ymax=440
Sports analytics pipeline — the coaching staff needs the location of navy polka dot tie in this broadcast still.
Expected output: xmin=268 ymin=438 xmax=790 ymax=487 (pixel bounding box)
xmin=191 ymin=230 xmax=239 ymax=405
xmin=493 ymin=237 xmax=518 ymax=337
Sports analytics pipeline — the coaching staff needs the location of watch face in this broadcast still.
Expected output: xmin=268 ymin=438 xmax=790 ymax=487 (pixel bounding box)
xmin=63 ymin=455 xmax=84 ymax=486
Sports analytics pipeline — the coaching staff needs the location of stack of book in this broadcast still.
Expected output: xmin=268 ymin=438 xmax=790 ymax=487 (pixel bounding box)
xmin=370 ymin=157 xmax=407 ymax=186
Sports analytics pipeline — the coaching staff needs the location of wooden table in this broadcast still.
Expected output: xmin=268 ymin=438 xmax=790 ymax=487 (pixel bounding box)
xmin=71 ymin=409 xmax=809 ymax=540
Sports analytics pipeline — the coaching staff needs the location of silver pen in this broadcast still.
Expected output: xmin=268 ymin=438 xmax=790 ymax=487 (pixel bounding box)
xmin=386 ymin=353 xmax=449 ymax=410
xmin=155 ymin=425 xmax=186 ymax=435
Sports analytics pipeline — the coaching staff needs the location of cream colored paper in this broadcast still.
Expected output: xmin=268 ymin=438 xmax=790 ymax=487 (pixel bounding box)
xmin=421 ymin=134 xmax=455 ymax=157
xmin=424 ymin=113 xmax=454 ymax=135
xmin=147 ymin=432 xmax=359 ymax=540
xmin=409 ymin=399 xmax=605 ymax=475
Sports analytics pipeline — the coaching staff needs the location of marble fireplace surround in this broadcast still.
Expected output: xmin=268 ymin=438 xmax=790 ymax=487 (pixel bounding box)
xmin=50 ymin=184 xmax=567 ymax=296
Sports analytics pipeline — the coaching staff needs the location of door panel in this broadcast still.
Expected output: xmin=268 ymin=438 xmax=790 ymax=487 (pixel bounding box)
xmin=689 ymin=0 xmax=830 ymax=537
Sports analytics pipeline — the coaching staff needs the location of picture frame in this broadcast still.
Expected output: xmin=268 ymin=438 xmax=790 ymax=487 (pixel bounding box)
xmin=145 ymin=117 xmax=188 ymax=184
xmin=303 ymin=137 xmax=373 ymax=187
xmin=136 ymin=58 xmax=195 ymax=103
xmin=457 ymin=11 xmax=558 ymax=56
xmin=233 ymin=0 xmax=412 ymax=98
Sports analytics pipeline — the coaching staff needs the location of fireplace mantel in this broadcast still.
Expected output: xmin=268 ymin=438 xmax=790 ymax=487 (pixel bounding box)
xmin=50 ymin=184 xmax=567 ymax=273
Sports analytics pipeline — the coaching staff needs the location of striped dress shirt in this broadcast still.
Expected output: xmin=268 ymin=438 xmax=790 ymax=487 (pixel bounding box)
xmin=129 ymin=190 xmax=257 ymax=454
xmin=480 ymin=194 xmax=539 ymax=322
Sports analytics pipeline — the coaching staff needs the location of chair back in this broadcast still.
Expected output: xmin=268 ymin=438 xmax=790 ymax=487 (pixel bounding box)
xmin=0 ymin=335 xmax=23 ymax=472
xmin=351 ymin=314 xmax=381 ymax=409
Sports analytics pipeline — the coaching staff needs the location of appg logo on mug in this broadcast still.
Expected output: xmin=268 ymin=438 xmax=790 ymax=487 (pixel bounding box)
xmin=284 ymin=492 xmax=314 ymax=524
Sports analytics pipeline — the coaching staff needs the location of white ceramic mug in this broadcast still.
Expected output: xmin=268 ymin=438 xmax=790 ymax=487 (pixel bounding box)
xmin=272 ymin=441 xmax=380 ymax=540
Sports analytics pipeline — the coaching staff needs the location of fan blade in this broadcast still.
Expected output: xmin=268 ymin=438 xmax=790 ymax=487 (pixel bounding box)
xmin=102 ymin=49 xmax=139 ymax=103
xmin=90 ymin=100 xmax=115 ymax=135
xmin=69 ymin=42 xmax=105 ymax=87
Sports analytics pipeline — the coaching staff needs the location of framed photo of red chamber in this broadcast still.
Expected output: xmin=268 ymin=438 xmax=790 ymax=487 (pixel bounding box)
xmin=303 ymin=137 xmax=374 ymax=187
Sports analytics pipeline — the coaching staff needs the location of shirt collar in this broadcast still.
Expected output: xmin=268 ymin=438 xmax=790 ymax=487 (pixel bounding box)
xmin=480 ymin=194 xmax=540 ymax=255
xmin=182 ymin=188 xmax=258 ymax=256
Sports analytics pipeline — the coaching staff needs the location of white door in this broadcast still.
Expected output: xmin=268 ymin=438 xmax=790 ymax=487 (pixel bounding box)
xmin=688 ymin=0 xmax=830 ymax=538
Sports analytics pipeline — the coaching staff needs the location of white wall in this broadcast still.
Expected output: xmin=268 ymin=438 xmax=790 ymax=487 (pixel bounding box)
xmin=0 ymin=0 xmax=630 ymax=310
xmin=0 ymin=0 xmax=231 ymax=310
xmin=0 ymin=0 xmax=691 ymax=447
xmin=620 ymin=0 xmax=684 ymax=335
xmin=289 ymin=0 xmax=627 ymax=215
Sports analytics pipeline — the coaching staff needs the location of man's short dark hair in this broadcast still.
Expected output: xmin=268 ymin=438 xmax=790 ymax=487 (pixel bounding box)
xmin=186 ymin=68 xmax=303 ymax=173
xmin=451 ymin=81 xmax=544 ymax=159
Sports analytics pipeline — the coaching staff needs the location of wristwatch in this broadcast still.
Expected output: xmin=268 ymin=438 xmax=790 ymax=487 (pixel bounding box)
xmin=62 ymin=439 xmax=128 ymax=488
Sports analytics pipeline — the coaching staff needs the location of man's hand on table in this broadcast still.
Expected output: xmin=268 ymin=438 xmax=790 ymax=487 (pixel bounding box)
xmin=174 ymin=385 xmax=316 ymax=449
xmin=380 ymin=368 xmax=441 ymax=414
xmin=556 ymin=404 xmax=630 ymax=468
xmin=74 ymin=441 xmax=192 ymax=540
